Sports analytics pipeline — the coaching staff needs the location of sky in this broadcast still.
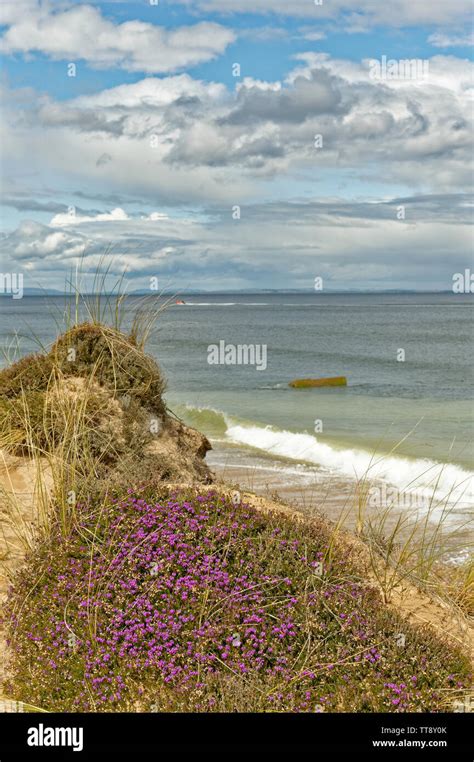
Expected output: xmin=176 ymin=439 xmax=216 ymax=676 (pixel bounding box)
xmin=0 ymin=0 xmax=473 ymax=292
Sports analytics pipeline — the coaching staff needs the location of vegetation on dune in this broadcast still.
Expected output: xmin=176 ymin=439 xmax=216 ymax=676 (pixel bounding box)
xmin=0 ymin=322 xmax=211 ymax=488
xmin=4 ymin=489 xmax=470 ymax=713
xmin=0 ymin=379 xmax=125 ymax=461
xmin=52 ymin=323 xmax=167 ymax=417
xmin=0 ymin=322 xmax=167 ymax=419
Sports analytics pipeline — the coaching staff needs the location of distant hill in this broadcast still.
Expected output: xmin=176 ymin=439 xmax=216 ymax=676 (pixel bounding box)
xmin=1 ymin=288 xmax=458 ymax=297
xmin=0 ymin=287 xmax=64 ymax=296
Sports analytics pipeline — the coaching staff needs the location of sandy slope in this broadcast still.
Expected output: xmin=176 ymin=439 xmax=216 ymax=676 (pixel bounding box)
xmin=0 ymin=451 xmax=51 ymax=708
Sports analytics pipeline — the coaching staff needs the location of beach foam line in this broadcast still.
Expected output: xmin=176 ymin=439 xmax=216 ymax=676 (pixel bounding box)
xmin=225 ymin=424 xmax=474 ymax=510
xmin=176 ymin=403 xmax=474 ymax=510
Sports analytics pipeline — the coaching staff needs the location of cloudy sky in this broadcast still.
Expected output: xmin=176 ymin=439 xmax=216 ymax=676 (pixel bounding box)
xmin=0 ymin=0 xmax=472 ymax=291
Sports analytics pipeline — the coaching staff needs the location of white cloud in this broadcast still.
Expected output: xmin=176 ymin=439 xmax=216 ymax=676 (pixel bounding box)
xmin=289 ymin=52 xmax=474 ymax=94
xmin=51 ymin=207 xmax=130 ymax=226
xmin=73 ymin=75 xmax=227 ymax=109
xmin=428 ymin=31 xmax=474 ymax=48
xmin=176 ymin=0 xmax=473 ymax=27
xmin=0 ymin=0 xmax=38 ymax=26
xmin=0 ymin=3 xmax=235 ymax=73
xmin=2 ymin=50 xmax=472 ymax=206
xmin=51 ymin=208 xmax=170 ymax=225
xmin=10 ymin=220 xmax=87 ymax=259
xmin=299 ymin=31 xmax=327 ymax=42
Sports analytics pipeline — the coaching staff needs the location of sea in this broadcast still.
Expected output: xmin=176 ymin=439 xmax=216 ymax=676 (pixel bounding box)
xmin=1 ymin=292 xmax=473 ymax=547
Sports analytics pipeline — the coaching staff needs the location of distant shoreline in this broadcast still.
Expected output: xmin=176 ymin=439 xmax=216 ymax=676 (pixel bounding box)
xmin=1 ymin=289 xmax=472 ymax=297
